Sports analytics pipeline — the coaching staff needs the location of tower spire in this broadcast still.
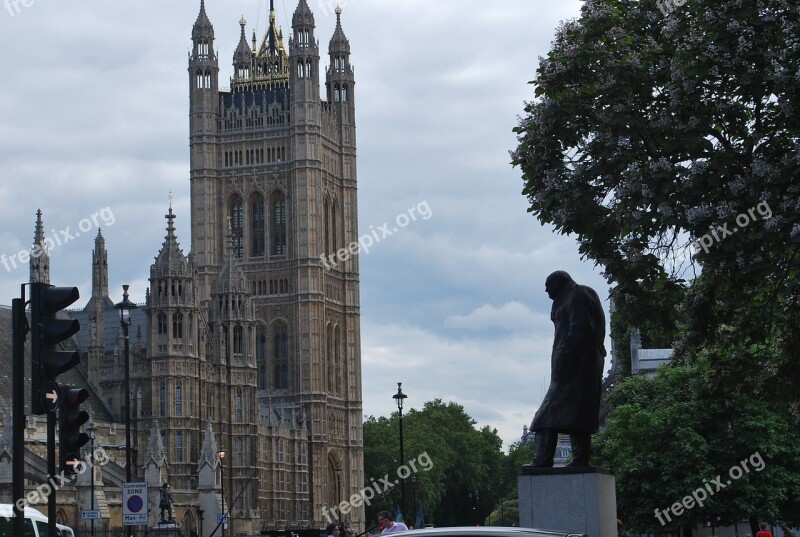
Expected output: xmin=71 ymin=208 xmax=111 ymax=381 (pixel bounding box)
xmin=30 ymin=209 xmax=50 ymax=284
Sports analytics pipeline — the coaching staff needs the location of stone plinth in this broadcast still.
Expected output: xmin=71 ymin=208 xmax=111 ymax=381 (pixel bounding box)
xmin=518 ymin=466 xmax=616 ymax=537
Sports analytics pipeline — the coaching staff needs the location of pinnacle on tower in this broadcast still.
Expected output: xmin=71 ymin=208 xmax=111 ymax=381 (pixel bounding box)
xmin=192 ymin=0 xmax=214 ymax=40
xmin=292 ymin=0 xmax=315 ymax=30
xmin=30 ymin=209 xmax=50 ymax=284
xmin=329 ymin=5 xmax=350 ymax=54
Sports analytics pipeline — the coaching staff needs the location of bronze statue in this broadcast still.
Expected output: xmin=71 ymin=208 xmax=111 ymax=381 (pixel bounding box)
xmin=531 ymin=271 xmax=606 ymax=467
xmin=159 ymin=483 xmax=174 ymax=521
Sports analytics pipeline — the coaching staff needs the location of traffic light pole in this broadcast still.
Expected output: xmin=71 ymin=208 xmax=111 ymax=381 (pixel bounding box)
xmin=12 ymin=293 xmax=26 ymax=537
xmin=48 ymin=411 xmax=57 ymax=537
xmin=28 ymin=282 xmax=85 ymax=532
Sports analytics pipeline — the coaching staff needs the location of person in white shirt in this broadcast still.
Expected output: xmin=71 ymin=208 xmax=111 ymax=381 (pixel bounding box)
xmin=378 ymin=511 xmax=408 ymax=534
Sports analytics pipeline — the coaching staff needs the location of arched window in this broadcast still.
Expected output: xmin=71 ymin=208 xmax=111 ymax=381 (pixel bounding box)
xmin=257 ymin=325 xmax=267 ymax=390
xmin=342 ymin=84 xmax=348 ymax=102
xmin=176 ymin=385 xmax=183 ymax=416
xmin=251 ymin=195 xmax=265 ymax=257
xmin=324 ymin=195 xmax=330 ymax=254
xmin=176 ymin=432 xmax=184 ymax=463
xmin=326 ymin=324 xmax=335 ymax=393
xmin=305 ymin=59 xmax=312 ymax=78
xmin=271 ymin=191 xmax=287 ymax=257
xmin=331 ymin=199 xmax=339 ymax=252
xmin=235 ymin=392 xmax=243 ymax=423
xmin=235 ymin=437 xmax=244 ymax=466
xmin=172 ymin=312 xmax=183 ymax=339
xmin=233 ymin=325 xmax=243 ymax=355
xmin=157 ymin=313 xmax=167 ymax=335
xmin=160 ymin=384 xmax=166 ymax=417
xmin=334 ymin=84 xmax=340 ymax=102
xmin=273 ymin=322 xmax=289 ymax=390
xmin=334 ymin=326 xmax=342 ymax=395
xmin=229 ymin=194 xmax=244 ymax=258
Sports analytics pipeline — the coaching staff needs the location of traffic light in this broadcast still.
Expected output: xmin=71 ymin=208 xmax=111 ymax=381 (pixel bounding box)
xmin=30 ymin=282 xmax=80 ymax=415
xmin=59 ymin=386 xmax=90 ymax=475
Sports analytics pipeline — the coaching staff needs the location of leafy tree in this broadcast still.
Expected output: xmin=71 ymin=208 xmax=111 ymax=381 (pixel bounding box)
xmin=511 ymin=0 xmax=800 ymax=402
xmin=594 ymin=362 xmax=800 ymax=531
xmin=363 ymin=400 xmax=506 ymax=527
xmin=485 ymin=498 xmax=520 ymax=527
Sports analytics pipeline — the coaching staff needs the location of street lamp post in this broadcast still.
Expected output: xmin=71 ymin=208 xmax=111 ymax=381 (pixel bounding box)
xmin=218 ymin=450 xmax=226 ymax=537
xmin=115 ymin=285 xmax=137 ymax=537
xmin=726 ymin=424 xmax=738 ymax=537
xmin=88 ymin=421 xmax=97 ymax=537
xmin=197 ymin=507 xmax=204 ymax=537
xmin=392 ymin=383 xmax=408 ymax=521
xmin=499 ymin=478 xmax=505 ymax=526
xmin=472 ymin=490 xmax=479 ymax=526
xmin=411 ymin=476 xmax=417 ymax=527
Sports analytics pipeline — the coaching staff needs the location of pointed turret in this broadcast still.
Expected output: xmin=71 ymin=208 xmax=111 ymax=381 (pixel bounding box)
xmin=212 ymin=225 xmax=251 ymax=298
xmin=233 ymin=16 xmax=252 ymax=80
xmin=152 ymin=207 xmax=191 ymax=279
xmin=198 ymin=418 xmax=220 ymax=468
xmin=191 ymin=0 xmax=214 ymax=42
xmin=145 ymin=418 xmax=166 ymax=465
xmin=291 ymin=0 xmax=315 ymax=30
xmin=29 ymin=209 xmax=50 ymax=284
xmin=290 ymin=0 xmax=321 ymax=111
xmin=326 ymin=5 xmax=354 ymax=105
xmin=92 ymin=229 xmax=112 ymax=303
xmin=328 ymin=6 xmax=350 ymax=55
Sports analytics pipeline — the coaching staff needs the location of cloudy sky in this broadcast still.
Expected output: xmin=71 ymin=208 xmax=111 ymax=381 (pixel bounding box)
xmin=0 ymin=0 xmax=611 ymax=449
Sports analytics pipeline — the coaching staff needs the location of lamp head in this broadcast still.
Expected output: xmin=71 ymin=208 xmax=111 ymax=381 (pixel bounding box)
xmin=392 ymin=382 xmax=407 ymax=411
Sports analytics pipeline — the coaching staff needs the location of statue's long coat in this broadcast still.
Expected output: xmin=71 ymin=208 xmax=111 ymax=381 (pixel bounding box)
xmin=531 ymin=282 xmax=606 ymax=433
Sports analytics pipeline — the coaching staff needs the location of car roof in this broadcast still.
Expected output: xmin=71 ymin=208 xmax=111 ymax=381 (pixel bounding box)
xmin=0 ymin=504 xmax=48 ymax=521
xmin=399 ymin=527 xmax=585 ymax=537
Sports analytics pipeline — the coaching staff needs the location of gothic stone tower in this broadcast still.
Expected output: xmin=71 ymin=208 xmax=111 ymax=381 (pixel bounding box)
xmin=188 ymin=0 xmax=363 ymax=530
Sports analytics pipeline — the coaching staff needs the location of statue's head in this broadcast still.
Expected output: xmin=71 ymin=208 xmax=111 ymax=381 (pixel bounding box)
xmin=545 ymin=270 xmax=575 ymax=300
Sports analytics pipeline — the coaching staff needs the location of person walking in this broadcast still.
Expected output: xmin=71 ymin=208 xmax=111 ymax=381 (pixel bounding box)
xmin=327 ymin=523 xmax=341 ymax=537
xmin=756 ymin=523 xmax=774 ymax=537
xmin=378 ymin=511 xmax=408 ymax=534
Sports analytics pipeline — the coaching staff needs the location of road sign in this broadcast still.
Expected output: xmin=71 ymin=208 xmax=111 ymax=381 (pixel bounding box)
xmin=82 ymin=510 xmax=100 ymax=520
xmin=217 ymin=514 xmax=229 ymax=525
xmin=122 ymin=482 xmax=148 ymax=526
